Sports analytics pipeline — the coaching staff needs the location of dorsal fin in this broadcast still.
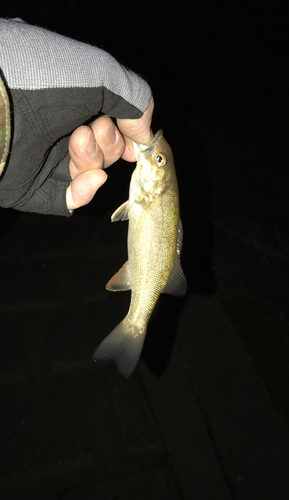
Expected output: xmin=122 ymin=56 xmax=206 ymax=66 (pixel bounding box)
xmin=163 ymin=218 xmax=187 ymax=296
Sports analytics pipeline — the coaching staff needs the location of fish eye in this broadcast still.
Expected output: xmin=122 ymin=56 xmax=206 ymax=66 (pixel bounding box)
xmin=155 ymin=153 xmax=167 ymax=167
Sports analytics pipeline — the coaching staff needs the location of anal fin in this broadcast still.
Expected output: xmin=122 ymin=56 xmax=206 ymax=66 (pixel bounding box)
xmin=106 ymin=261 xmax=131 ymax=291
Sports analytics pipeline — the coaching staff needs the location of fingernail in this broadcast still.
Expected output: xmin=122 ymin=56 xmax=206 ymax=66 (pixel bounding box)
xmin=103 ymin=122 xmax=117 ymax=147
xmin=85 ymin=130 xmax=97 ymax=155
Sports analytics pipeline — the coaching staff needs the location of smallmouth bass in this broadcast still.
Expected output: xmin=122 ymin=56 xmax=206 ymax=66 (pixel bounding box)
xmin=93 ymin=129 xmax=187 ymax=376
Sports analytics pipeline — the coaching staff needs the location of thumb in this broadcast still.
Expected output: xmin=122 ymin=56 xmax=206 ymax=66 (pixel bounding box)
xmin=117 ymin=97 xmax=154 ymax=162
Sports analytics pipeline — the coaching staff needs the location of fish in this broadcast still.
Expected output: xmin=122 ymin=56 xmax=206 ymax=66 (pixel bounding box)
xmin=92 ymin=129 xmax=187 ymax=377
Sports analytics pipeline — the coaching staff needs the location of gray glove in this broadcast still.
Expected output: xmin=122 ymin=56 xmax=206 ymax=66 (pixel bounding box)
xmin=0 ymin=18 xmax=151 ymax=215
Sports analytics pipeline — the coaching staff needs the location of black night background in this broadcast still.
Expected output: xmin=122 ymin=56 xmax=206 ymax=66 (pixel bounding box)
xmin=0 ymin=1 xmax=289 ymax=498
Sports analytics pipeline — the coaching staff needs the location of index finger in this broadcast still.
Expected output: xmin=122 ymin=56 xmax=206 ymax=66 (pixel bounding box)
xmin=117 ymin=97 xmax=154 ymax=162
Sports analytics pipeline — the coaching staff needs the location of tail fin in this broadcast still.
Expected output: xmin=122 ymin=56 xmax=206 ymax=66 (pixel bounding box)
xmin=92 ymin=321 xmax=146 ymax=377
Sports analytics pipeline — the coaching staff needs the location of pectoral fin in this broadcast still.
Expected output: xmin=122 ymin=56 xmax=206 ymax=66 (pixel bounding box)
xmin=111 ymin=201 xmax=130 ymax=222
xmin=106 ymin=261 xmax=131 ymax=291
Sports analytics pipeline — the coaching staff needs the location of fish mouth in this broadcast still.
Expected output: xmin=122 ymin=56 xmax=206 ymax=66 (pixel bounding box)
xmin=133 ymin=129 xmax=164 ymax=161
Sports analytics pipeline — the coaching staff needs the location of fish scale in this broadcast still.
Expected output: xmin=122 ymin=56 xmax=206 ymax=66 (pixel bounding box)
xmin=93 ymin=129 xmax=187 ymax=377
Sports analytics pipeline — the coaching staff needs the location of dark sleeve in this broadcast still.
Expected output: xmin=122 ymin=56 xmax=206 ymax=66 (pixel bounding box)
xmin=0 ymin=19 xmax=152 ymax=215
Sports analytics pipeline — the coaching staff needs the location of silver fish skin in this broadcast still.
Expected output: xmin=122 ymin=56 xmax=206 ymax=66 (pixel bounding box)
xmin=92 ymin=129 xmax=187 ymax=377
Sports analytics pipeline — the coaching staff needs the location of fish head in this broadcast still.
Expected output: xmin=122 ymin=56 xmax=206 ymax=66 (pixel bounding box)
xmin=132 ymin=130 xmax=175 ymax=186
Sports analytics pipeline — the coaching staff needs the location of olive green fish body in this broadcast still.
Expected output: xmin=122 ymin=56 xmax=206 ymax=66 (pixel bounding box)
xmin=127 ymin=171 xmax=179 ymax=325
xmin=93 ymin=130 xmax=187 ymax=376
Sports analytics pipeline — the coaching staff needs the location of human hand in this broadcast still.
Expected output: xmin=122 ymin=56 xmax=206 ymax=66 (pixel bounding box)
xmin=66 ymin=97 xmax=154 ymax=210
xmin=0 ymin=19 xmax=153 ymax=216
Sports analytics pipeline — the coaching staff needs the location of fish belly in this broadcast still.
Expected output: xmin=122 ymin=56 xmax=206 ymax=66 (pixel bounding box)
xmin=92 ymin=193 xmax=178 ymax=377
xmin=127 ymin=197 xmax=177 ymax=327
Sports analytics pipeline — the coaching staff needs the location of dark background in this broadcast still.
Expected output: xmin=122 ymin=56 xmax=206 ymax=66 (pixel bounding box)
xmin=1 ymin=1 xmax=289 ymax=498
xmin=3 ymin=1 xmax=288 ymax=298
